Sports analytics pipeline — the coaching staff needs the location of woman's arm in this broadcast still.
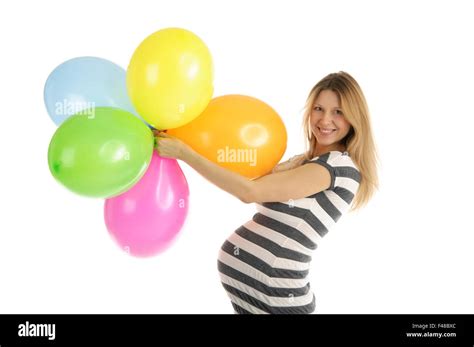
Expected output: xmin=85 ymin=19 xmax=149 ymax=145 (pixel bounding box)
xmin=182 ymin=148 xmax=254 ymax=203
xmin=155 ymin=131 xmax=330 ymax=203
xmin=247 ymin=161 xmax=331 ymax=203
xmin=156 ymin=130 xmax=258 ymax=202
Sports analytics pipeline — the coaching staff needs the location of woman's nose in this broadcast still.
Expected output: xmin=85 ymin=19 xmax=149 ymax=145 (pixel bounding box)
xmin=321 ymin=111 xmax=333 ymax=122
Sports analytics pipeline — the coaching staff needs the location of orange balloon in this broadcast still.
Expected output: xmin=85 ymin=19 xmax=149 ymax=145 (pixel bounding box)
xmin=168 ymin=95 xmax=287 ymax=179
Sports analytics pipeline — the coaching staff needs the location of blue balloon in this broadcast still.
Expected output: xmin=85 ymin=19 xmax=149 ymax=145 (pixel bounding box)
xmin=44 ymin=57 xmax=147 ymax=126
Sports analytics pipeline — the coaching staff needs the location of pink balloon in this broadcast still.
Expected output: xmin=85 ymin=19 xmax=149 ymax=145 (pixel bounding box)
xmin=104 ymin=151 xmax=189 ymax=257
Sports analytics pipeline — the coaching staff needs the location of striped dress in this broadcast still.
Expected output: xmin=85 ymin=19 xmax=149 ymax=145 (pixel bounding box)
xmin=217 ymin=151 xmax=361 ymax=314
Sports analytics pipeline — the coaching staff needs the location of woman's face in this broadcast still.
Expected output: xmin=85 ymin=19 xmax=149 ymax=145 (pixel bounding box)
xmin=310 ymin=89 xmax=352 ymax=150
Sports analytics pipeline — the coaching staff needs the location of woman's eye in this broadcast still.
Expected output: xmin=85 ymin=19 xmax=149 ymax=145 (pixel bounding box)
xmin=335 ymin=109 xmax=343 ymax=115
xmin=313 ymin=106 xmax=322 ymax=111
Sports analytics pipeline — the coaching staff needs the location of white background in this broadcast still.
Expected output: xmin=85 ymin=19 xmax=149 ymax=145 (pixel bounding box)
xmin=0 ymin=0 xmax=473 ymax=314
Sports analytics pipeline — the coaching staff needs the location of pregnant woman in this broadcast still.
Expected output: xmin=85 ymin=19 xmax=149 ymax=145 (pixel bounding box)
xmin=154 ymin=71 xmax=378 ymax=314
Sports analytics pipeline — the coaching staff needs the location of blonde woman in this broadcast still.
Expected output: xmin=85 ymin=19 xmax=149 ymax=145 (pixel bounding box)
xmin=155 ymin=71 xmax=378 ymax=314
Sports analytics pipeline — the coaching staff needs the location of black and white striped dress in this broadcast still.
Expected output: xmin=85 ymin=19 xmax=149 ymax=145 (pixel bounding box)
xmin=217 ymin=151 xmax=361 ymax=314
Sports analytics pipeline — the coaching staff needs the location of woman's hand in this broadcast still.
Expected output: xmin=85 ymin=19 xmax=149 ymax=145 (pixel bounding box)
xmin=271 ymin=153 xmax=306 ymax=173
xmin=153 ymin=130 xmax=191 ymax=161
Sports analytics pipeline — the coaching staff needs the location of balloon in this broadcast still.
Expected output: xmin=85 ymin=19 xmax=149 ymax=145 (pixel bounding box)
xmin=168 ymin=95 xmax=287 ymax=179
xmin=48 ymin=107 xmax=154 ymax=198
xmin=104 ymin=151 xmax=189 ymax=257
xmin=44 ymin=56 xmax=145 ymax=126
xmin=127 ymin=28 xmax=214 ymax=130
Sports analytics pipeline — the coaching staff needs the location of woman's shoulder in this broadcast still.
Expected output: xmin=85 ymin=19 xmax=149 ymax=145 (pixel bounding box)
xmin=332 ymin=150 xmax=355 ymax=163
xmin=306 ymin=150 xmax=349 ymax=163
xmin=306 ymin=151 xmax=360 ymax=173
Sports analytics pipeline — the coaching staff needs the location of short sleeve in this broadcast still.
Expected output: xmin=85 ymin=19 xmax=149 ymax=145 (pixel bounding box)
xmin=304 ymin=151 xmax=361 ymax=191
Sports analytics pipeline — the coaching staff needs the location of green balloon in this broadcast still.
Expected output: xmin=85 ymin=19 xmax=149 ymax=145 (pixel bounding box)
xmin=48 ymin=107 xmax=154 ymax=198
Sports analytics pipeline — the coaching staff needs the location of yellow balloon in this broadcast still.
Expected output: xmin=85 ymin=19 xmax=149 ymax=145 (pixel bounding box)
xmin=127 ymin=28 xmax=214 ymax=129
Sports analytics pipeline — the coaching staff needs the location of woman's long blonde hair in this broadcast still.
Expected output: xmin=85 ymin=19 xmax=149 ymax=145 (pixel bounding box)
xmin=299 ymin=71 xmax=378 ymax=210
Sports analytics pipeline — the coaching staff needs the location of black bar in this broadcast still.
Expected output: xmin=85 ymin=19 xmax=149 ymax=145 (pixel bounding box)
xmin=1 ymin=314 xmax=473 ymax=346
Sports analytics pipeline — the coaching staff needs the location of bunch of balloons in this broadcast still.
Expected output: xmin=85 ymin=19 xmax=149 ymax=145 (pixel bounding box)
xmin=45 ymin=27 xmax=287 ymax=258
